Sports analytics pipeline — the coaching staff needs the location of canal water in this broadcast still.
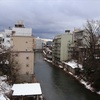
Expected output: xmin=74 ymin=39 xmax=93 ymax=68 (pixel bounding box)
xmin=34 ymin=52 xmax=100 ymax=100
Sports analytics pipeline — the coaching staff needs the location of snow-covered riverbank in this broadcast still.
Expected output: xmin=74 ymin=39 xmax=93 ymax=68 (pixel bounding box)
xmin=44 ymin=57 xmax=100 ymax=95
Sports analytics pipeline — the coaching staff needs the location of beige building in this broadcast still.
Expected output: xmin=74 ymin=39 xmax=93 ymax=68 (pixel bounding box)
xmin=10 ymin=21 xmax=35 ymax=82
xmin=52 ymin=30 xmax=73 ymax=64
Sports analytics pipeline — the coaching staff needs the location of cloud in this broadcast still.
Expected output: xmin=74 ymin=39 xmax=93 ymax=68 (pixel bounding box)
xmin=0 ymin=0 xmax=100 ymax=38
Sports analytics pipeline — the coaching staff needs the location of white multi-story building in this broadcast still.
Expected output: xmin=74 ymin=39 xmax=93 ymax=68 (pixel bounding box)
xmin=35 ymin=37 xmax=52 ymax=50
xmin=0 ymin=30 xmax=12 ymax=49
xmin=52 ymin=30 xmax=73 ymax=64
xmin=35 ymin=37 xmax=44 ymax=50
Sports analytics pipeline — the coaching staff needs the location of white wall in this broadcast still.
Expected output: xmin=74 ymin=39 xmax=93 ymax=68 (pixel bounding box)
xmin=12 ymin=28 xmax=32 ymax=36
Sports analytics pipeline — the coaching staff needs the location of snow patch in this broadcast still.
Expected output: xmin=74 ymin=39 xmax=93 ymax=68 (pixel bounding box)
xmin=59 ymin=65 xmax=63 ymax=68
xmin=44 ymin=58 xmax=52 ymax=63
xmin=64 ymin=60 xmax=83 ymax=69
xmin=0 ymin=76 xmax=11 ymax=100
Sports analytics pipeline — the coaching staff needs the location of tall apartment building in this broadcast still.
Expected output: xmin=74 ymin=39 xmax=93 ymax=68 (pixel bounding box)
xmin=73 ymin=29 xmax=88 ymax=47
xmin=10 ymin=21 xmax=35 ymax=82
xmin=52 ymin=30 xmax=73 ymax=64
xmin=73 ymin=28 xmax=100 ymax=63
xmin=35 ymin=37 xmax=52 ymax=51
xmin=72 ymin=29 xmax=89 ymax=63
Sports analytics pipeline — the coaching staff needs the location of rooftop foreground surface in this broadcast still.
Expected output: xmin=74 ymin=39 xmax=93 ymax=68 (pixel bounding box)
xmin=12 ymin=83 xmax=42 ymax=96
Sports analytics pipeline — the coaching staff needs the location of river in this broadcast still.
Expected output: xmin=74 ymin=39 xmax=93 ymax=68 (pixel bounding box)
xmin=34 ymin=52 xmax=100 ymax=100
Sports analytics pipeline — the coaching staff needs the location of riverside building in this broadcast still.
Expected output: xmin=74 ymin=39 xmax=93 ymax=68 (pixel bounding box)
xmin=52 ymin=30 xmax=74 ymax=65
xmin=10 ymin=21 xmax=35 ymax=82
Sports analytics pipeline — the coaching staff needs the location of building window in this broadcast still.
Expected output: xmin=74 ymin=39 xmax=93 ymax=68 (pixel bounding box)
xmin=26 ymin=72 xmax=29 ymax=75
xmin=26 ymin=57 xmax=29 ymax=59
xmin=2 ymin=38 xmax=4 ymax=42
xmin=6 ymin=35 xmax=10 ymax=37
xmin=16 ymin=62 xmax=18 ymax=64
xmin=15 ymin=53 xmax=18 ymax=57
xmin=26 ymin=64 xmax=29 ymax=67
xmin=74 ymin=41 xmax=76 ymax=43
xmin=12 ymin=31 xmax=15 ymax=34
xmin=68 ymin=40 xmax=70 ymax=42
xmin=33 ymin=39 xmax=34 ymax=43
xmin=7 ymin=40 xmax=10 ymax=42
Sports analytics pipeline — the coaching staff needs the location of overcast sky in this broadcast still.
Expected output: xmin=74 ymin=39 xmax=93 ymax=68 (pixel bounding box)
xmin=0 ymin=0 xmax=100 ymax=39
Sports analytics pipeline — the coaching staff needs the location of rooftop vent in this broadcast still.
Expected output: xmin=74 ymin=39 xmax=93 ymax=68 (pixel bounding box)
xmin=15 ymin=20 xmax=25 ymax=28
xmin=65 ymin=30 xmax=70 ymax=33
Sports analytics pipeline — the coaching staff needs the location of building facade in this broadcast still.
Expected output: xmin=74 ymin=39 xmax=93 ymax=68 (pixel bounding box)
xmin=72 ymin=29 xmax=89 ymax=63
xmin=10 ymin=21 xmax=35 ymax=82
xmin=73 ymin=28 xmax=100 ymax=63
xmin=52 ymin=31 xmax=73 ymax=64
xmin=35 ymin=37 xmax=44 ymax=50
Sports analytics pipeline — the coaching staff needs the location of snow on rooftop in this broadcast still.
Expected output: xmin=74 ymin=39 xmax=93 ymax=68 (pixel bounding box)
xmin=64 ymin=60 xmax=83 ymax=69
xmin=12 ymin=83 xmax=42 ymax=96
xmin=41 ymin=38 xmax=52 ymax=42
xmin=0 ymin=34 xmax=3 ymax=37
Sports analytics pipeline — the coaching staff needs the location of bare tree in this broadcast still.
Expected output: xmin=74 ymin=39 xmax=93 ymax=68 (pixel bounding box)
xmin=84 ymin=20 xmax=99 ymax=56
xmin=0 ymin=49 xmax=20 ymax=83
xmin=83 ymin=20 xmax=100 ymax=91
